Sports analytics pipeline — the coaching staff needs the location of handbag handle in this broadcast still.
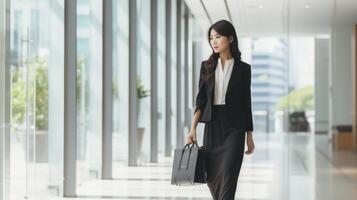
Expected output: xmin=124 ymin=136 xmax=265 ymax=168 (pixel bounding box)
xmin=178 ymin=143 xmax=197 ymax=171
xmin=186 ymin=142 xmax=199 ymax=170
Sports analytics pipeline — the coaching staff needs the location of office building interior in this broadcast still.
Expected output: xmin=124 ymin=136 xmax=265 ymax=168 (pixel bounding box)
xmin=1 ymin=0 xmax=357 ymax=199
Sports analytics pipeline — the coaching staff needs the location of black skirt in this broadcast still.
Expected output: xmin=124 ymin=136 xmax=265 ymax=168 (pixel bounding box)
xmin=203 ymin=104 xmax=246 ymax=200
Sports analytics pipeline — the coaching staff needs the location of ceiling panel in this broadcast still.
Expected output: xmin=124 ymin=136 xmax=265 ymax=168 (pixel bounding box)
xmin=185 ymin=0 xmax=357 ymax=37
xmin=185 ymin=0 xmax=211 ymax=32
xmin=336 ymin=0 xmax=357 ymax=24
xmin=202 ymin=0 xmax=230 ymax=23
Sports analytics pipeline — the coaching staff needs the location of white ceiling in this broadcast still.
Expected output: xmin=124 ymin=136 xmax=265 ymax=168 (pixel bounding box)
xmin=185 ymin=0 xmax=357 ymax=37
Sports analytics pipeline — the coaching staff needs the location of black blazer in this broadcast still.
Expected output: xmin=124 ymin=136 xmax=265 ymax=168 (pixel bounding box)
xmin=194 ymin=58 xmax=254 ymax=132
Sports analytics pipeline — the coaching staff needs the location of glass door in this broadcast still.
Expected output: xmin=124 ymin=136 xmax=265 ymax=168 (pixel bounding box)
xmin=8 ymin=0 xmax=64 ymax=199
xmin=76 ymin=0 xmax=103 ymax=187
xmin=10 ymin=10 xmax=37 ymax=199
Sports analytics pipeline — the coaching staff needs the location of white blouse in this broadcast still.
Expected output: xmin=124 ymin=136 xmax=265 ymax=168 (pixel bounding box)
xmin=213 ymin=57 xmax=235 ymax=105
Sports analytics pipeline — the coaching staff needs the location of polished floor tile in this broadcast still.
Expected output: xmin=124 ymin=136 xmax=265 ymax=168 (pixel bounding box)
xmin=48 ymin=133 xmax=357 ymax=200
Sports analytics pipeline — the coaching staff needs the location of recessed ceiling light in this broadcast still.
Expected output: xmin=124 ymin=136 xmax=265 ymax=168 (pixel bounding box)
xmin=248 ymin=4 xmax=263 ymax=9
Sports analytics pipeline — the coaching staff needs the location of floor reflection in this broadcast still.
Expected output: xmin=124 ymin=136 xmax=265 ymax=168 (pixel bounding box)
xmin=55 ymin=133 xmax=357 ymax=200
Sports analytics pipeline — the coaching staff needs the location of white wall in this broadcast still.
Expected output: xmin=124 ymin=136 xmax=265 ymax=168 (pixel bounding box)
xmin=329 ymin=24 xmax=354 ymax=137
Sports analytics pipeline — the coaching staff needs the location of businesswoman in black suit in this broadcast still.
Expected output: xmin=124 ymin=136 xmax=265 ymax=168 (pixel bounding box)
xmin=186 ymin=20 xmax=255 ymax=200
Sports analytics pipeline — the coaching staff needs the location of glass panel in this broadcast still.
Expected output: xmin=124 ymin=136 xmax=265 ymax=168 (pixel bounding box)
xmin=112 ymin=0 xmax=129 ymax=170
xmin=136 ymin=0 xmax=151 ymax=164
xmin=239 ymin=39 xmax=315 ymax=134
xmin=189 ymin=17 xmax=205 ymax=143
xmin=9 ymin=0 xmax=64 ymax=199
xmin=76 ymin=0 xmax=103 ymax=185
xmin=0 ymin=2 xmax=4 ymax=197
xmin=244 ymin=38 xmax=291 ymax=133
xmin=157 ymin=0 xmax=166 ymax=159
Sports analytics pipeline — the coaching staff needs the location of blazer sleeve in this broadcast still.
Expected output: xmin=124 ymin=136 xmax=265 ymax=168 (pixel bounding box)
xmin=246 ymin=65 xmax=254 ymax=132
xmin=194 ymin=61 xmax=207 ymax=115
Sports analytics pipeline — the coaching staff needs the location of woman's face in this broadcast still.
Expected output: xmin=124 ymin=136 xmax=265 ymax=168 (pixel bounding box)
xmin=209 ymin=29 xmax=232 ymax=53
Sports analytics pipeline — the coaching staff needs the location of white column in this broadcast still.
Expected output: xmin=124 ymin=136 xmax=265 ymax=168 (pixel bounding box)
xmin=63 ymin=0 xmax=77 ymax=196
xmin=315 ymin=38 xmax=329 ymax=134
xmin=150 ymin=0 xmax=158 ymax=163
xmin=176 ymin=0 xmax=183 ymax=148
xmin=128 ymin=0 xmax=138 ymax=166
xmin=0 ymin=1 xmax=10 ymax=199
xmin=164 ymin=0 xmax=172 ymax=157
xmin=329 ymin=24 xmax=354 ymax=138
xmin=102 ymin=0 xmax=113 ymax=179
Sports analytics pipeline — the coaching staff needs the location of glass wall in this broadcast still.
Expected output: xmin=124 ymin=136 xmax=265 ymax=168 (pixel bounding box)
xmin=76 ymin=0 xmax=103 ymax=184
xmin=238 ymin=37 xmax=315 ymax=134
xmin=1 ymin=0 xmax=202 ymax=198
xmin=8 ymin=0 xmax=64 ymax=199
xmin=157 ymin=0 xmax=166 ymax=159
xmin=136 ymin=0 xmax=151 ymax=164
xmin=0 ymin=1 xmax=6 ymax=200
xmin=112 ymin=0 xmax=129 ymax=170
xmin=189 ymin=17 xmax=205 ymax=143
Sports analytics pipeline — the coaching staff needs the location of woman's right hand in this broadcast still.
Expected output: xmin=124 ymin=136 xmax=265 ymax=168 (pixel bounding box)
xmin=186 ymin=129 xmax=197 ymax=144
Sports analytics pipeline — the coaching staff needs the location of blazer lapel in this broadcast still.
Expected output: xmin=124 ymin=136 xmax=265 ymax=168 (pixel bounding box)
xmin=226 ymin=59 xmax=240 ymax=96
xmin=209 ymin=58 xmax=241 ymax=101
xmin=209 ymin=59 xmax=218 ymax=102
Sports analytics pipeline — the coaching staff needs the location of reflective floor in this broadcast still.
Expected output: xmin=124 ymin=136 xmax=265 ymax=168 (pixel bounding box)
xmin=52 ymin=133 xmax=357 ymax=200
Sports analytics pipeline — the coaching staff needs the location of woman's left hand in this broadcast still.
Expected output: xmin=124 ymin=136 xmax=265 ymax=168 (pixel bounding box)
xmin=245 ymin=132 xmax=255 ymax=155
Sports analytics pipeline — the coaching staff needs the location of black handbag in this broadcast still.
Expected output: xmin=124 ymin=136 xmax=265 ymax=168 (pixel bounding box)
xmin=170 ymin=142 xmax=207 ymax=186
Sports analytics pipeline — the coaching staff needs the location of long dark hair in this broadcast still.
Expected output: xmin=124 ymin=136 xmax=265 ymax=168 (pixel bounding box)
xmin=203 ymin=20 xmax=242 ymax=81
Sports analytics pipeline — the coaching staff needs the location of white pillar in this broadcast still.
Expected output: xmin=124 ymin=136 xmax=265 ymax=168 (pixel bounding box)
xmin=0 ymin=1 xmax=10 ymax=199
xmin=102 ymin=0 xmax=113 ymax=179
xmin=315 ymin=38 xmax=329 ymax=134
xmin=63 ymin=0 xmax=77 ymax=196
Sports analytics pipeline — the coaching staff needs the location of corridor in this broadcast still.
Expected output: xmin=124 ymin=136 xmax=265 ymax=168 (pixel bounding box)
xmin=55 ymin=133 xmax=357 ymax=200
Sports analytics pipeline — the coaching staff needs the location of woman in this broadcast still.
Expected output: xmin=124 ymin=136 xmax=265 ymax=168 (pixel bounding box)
xmin=187 ymin=20 xmax=255 ymax=200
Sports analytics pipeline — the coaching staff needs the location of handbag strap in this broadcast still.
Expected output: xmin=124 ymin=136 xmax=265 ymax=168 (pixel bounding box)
xmin=178 ymin=144 xmax=189 ymax=171
xmin=178 ymin=143 xmax=198 ymax=171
